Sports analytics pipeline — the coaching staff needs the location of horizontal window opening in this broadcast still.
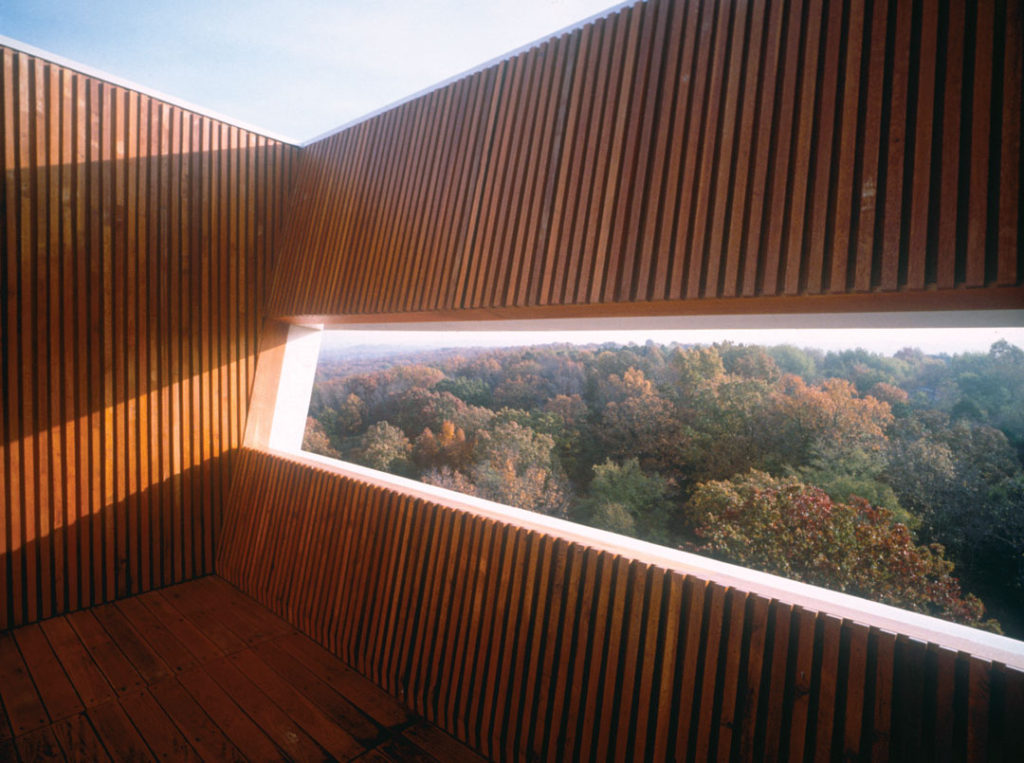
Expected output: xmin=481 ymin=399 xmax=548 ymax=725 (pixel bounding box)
xmin=297 ymin=317 xmax=1024 ymax=640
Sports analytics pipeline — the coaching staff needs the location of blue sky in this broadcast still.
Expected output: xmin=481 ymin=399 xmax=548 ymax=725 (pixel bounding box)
xmin=1 ymin=0 xmax=622 ymax=142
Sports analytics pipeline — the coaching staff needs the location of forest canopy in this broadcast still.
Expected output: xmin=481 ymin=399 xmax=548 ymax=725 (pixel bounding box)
xmin=303 ymin=338 xmax=1024 ymax=636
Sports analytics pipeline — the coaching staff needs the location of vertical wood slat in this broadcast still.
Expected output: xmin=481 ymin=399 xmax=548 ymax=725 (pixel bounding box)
xmin=266 ymin=0 xmax=1022 ymax=319
xmin=0 ymin=46 xmax=299 ymax=630
xmin=218 ymin=448 xmax=1024 ymax=762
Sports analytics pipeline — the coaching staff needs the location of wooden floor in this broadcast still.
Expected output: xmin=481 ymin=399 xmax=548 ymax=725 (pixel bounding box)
xmin=0 ymin=576 xmax=484 ymax=761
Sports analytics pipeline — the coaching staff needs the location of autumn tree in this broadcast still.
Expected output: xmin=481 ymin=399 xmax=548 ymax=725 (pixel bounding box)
xmin=302 ymin=417 xmax=341 ymax=459
xmin=765 ymin=376 xmax=894 ymax=466
xmin=354 ymin=365 xmax=446 ymax=423
xmin=598 ymin=368 xmax=686 ymax=478
xmin=413 ymin=420 xmax=474 ymax=471
xmin=544 ymin=394 xmax=588 ymax=427
xmin=422 ymin=466 xmax=478 ymax=496
xmin=718 ymin=342 xmax=782 ymax=382
xmin=683 ymin=470 xmax=990 ymax=627
xmin=470 ymin=421 xmax=568 ymax=515
xmin=493 ymin=374 xmax=553 ymax=410
xmin=387 ymin=388 xmax=466 ymax=436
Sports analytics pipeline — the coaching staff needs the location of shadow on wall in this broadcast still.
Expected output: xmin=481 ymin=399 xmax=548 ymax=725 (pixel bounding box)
xmin=0 ymin=306 xmax=290 ymax=629
xmin=0 ymin=453 xmax=242 ymax=629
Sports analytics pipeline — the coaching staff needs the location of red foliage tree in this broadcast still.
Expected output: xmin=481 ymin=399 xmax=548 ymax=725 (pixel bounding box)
xmin=684 ymin=470 xmax=992 ymax=628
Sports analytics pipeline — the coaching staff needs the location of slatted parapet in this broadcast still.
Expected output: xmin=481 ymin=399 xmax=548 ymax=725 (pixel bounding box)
xmin=0 ymin=44 xmax=300 ymax=629
xmin=269 ymin=0 xmax=1023 ymax=319
xmin=218 ymin=448 xmax=1024 ymax=761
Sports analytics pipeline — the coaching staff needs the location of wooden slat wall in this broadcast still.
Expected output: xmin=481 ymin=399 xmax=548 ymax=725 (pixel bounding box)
xmin=268 ymin=0 xmax=1023 ymax=318
xmin=0 ymin=46 xmax=299 ymax=630
xmin=219 ymin=449 xmax=1024 ymax=761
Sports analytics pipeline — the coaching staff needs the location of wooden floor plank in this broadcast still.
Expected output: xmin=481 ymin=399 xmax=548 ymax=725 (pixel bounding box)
xmin=354 ymin=749 xmax=394 ymax=763
xmin=13 ymin=725 xmax=64 ymax=761
xmin=1 ymin=577 xmax=481 ymax=762
xmin=149 ymin=679 xmax=245 ymax=762
xmin=12 ymin=624 xmax=83 ymax=723
xmin=180 ymin=577 xmax=289 ymax=645
xmin=205 ymin=576 xmax=296 ymax=640
xmin=90 ymin=604 xmax=172 ymax=685
xmin=157 ymin=581 xmax=248 ymax=654
xmin=138 ymin=590 xmax=224 ymax=665
xmin=87 ymin=699 xmax=157 ymax=762
xmin=117 ymin=688 xmax=201 ymax=762
xmin=402 ymin=719 xmax=487 ymax=763
xmin=0 ymin=739 xmax=16 ymax=760
xmin=51 ymin=712 xmax=111 ymax=762
xmin=274 ymin=631 xmax=412 ymax=727
xmin=230 ymin=648 xmax=366 ymax=760
xmin=252 ymin=638 xmax=382 ymax=743
xmin=0 ymin=697 xmax=14 ymax=742
xmin=0 ymin=631 xmax=50 ymax=736
xmin=204 ymin=655 xmax=332 ymax=762
xmin=177 ymin=664 xmax=286 ymax=761
xmin=115 ymin=597 xmax=198 ymax=674
xmin=363 ymin=733 xmax=442 ymax=762
xmin=65 ymin=609 xmax=146 ymax=695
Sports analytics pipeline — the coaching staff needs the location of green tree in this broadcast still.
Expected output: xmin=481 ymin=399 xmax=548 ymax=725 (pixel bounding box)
xmin=797 ymin=445 xmax=910 ymax=525
xmin=950 ymin=341 xmax=1024 ymax=458
xmin=887 ymin=417 xmax=1024 ymax=631
xmin=435 ymin=376 xmax=492 ymax=407
xmin=674 ymin=375 xmax=774 ymax=483
xmin=767 ymin=344 xmax=821 ymax=380
xmin=575 ymin=458 xmax=672 ymax=541
xmin=353 ymin=421 xmax=413 ymax=475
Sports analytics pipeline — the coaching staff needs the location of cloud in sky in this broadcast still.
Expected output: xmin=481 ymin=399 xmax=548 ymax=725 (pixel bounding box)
xmin=1 ymin=0 xmax=622 ymax=141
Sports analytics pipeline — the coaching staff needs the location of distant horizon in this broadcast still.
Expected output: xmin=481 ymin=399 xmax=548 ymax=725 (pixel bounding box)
xmin=319 ymin=326 xmax=1024 ymax=359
